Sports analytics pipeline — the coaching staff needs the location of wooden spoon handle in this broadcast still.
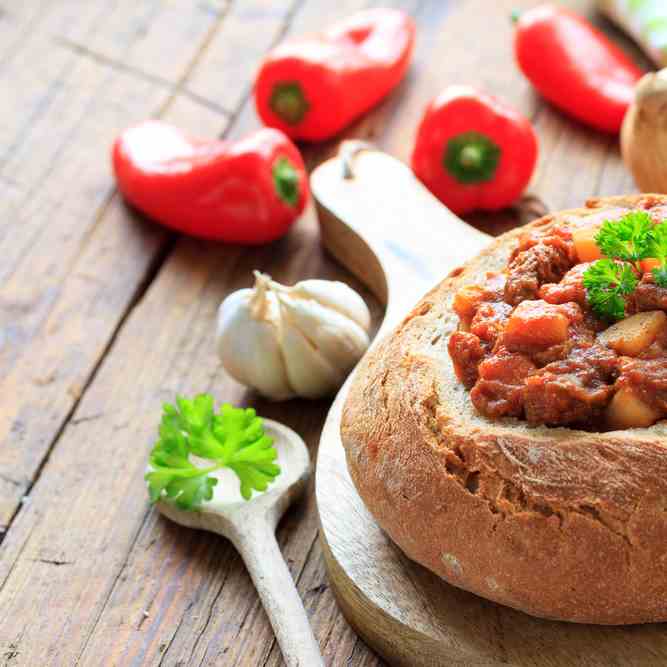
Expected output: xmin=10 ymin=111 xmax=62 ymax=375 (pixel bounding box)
xmin=311 ymin=141 xmax=491 ymax=331
xmin=232 ymin=522 xmax=324 ymax=667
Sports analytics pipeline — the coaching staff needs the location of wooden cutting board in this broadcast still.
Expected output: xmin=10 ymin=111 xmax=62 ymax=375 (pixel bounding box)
xmin=311 ymin=145 xmax=667 ymax=667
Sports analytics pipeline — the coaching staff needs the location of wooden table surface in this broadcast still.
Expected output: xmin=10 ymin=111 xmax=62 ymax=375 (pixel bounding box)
xmin=0 ymin=0 xmax=645 ymax=665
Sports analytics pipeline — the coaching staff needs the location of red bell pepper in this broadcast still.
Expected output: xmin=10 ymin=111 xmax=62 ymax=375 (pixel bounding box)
xmin=112 ymin=122 xmax=308 ymax=244
xmin=513 ymin=4 xmax=643 ymax=134
xmin=411 ymin=86 xmax=538 ymax=216
xmin=254 ymin=8 xmax=416 ymax=142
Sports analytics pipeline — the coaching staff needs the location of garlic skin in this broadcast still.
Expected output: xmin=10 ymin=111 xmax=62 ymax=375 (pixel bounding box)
xmin=621 ymin=68 xmax=667 ymax=194
xmin=216 ymin=272 xmax=371 ymax=400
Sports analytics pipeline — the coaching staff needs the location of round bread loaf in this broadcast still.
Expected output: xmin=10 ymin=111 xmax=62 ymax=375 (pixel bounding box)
xmin=341 ymin=195 xmax=667 ymax=624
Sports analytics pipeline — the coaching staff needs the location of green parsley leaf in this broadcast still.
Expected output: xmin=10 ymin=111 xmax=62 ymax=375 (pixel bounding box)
xmin=583 ymin=259 xmax=638 ymax=321
xmin=594 ymin=211 xmax=654 ymax=263
xmin=146 ymin=466 xmax=218 ymax=510
xmin=145 ymin=395 xmax=280 ymax=510
xmin=649 ymin=220 xmax=667 ymax=259
xmin=213 ymin=404 xmax=281 ymax=499
xmin=653 ymin=267 xmax=667 ymax=288
xmin=649 ymin=222 xmax=667 ymax=287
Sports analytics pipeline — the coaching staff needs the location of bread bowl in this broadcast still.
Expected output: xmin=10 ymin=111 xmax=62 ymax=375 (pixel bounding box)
xmin=341 ymin=194 xmax=667 ymax=625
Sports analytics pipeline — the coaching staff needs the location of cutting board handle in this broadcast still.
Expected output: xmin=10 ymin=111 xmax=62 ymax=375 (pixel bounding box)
xmin=310 ymin=141 xmax=490 ymax=330
xmin=311 ymin=143 xmax=492 ymax=665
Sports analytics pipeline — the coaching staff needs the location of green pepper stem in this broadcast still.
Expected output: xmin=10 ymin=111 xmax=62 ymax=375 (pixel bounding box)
xmin=460 ymin=145 xmax=484 ymax=169
xmin=269 ymin=82 xmax=309 ymax=125
xmin=273 ymin=157 xmax=300 ymax=207
xmin=443 ymin=131 xmax=502 ymax=184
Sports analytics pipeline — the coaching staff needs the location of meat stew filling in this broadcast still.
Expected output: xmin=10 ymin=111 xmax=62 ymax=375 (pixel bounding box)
xmin=448 ymin=203 xmax=667 ymax=430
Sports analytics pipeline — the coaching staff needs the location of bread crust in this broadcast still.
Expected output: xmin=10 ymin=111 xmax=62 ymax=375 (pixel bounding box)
xmin=341 ymin=195 xmax=667 ymax=624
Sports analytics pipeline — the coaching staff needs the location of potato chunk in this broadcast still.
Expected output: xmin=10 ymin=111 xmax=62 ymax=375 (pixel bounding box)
xmin=598 ymin=311 xmax=667 ymax=357
xmin=572 ymin=224 xmax=603 ymax=263
xmin=607 ymin=388 xmax=659 ymax=430
xmin=504 ymin=300 xmax=571 ymax=349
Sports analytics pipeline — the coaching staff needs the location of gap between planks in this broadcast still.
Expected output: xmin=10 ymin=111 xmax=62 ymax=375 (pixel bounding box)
xmin=0 ymin=0 xmax=285 ymax=542
xmin=53 ymin=36 xmax=233 ymax=117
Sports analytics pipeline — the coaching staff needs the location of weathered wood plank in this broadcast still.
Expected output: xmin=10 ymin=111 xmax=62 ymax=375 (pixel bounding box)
xmin=0 ymin=1 xmax=66 ymax=66
xmin=186 ymin=0 xmax=296 ymax=114
xmin=68 ymin=0 xmax=226 ymax=84
xmin=0 ymin=80 xmax=222 ymax=525
xmin=260 ymin=538 xmax=385 ymax=667
xmin=3 ymin=0 xmax=226 ymax=84
xmin=0 ymin=0 xmax=304 ymax=530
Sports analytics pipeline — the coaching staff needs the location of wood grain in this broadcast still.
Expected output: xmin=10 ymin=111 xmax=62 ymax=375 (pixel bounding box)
xmin=0 ymin=0 xmax=308 ymax=530
xmin=0 ymin=0 xmax=651 ymax=664
xmin=0 ymin=0 xmax=234 ymax=528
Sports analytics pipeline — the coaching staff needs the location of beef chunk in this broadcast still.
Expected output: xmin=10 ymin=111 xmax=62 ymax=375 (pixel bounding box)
xmin=508 ymin=226 xmax=573 ymax=262
xmin=470 ymin=300 xmax=513 ymax=346
xmin=448 ymin=331 xmax=487 ymax=389
xmin=505 ymin=239 xmax=574 ymax=305
xmin=634 ymin=274 xmax=667 ymax=312
xmin=471 ymin=348 xmax=536 ymax=419
xmin=523 ymin=345 xmax=618 ymax=426
xmin=539 ymin=262 xmax=592 ymax=307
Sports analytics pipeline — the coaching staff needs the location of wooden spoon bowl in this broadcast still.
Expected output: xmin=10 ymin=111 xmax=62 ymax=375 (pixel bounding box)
xmin=156 ymin=419 xmax=324 ymax=667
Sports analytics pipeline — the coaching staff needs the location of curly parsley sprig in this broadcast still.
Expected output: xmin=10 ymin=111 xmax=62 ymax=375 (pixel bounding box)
xmin=594 ymin=211 xmax=654 ymax=265
xmin=583 ymin=211 xmax=667 ymax=321
xmin=145 ymin=394 xmax=280 ymax=511
xmin=582 ymin=259 xmax=638 ymax=322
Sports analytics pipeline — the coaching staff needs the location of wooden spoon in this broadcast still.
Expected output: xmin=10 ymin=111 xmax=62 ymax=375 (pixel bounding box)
xmin=155 ymin=419 xmax=324 ymax=667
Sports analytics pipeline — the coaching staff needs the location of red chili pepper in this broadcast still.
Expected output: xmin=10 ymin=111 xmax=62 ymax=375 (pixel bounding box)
xmin=411 ymin=86 xmax=538 ymax=216
xmin=254 ymin=8 xmax=416 ymax=142
xmin=513 ymin=4 xmax=643 ymax=134
xmin=112 ymin=122 xmax=309 ymax=244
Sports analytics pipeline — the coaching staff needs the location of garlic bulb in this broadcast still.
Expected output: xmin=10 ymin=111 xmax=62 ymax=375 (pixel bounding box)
xmin=621 ymin=68 xmax=667 ymax=194
xmin=216 ymin=272 xmax=371 ymax=400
